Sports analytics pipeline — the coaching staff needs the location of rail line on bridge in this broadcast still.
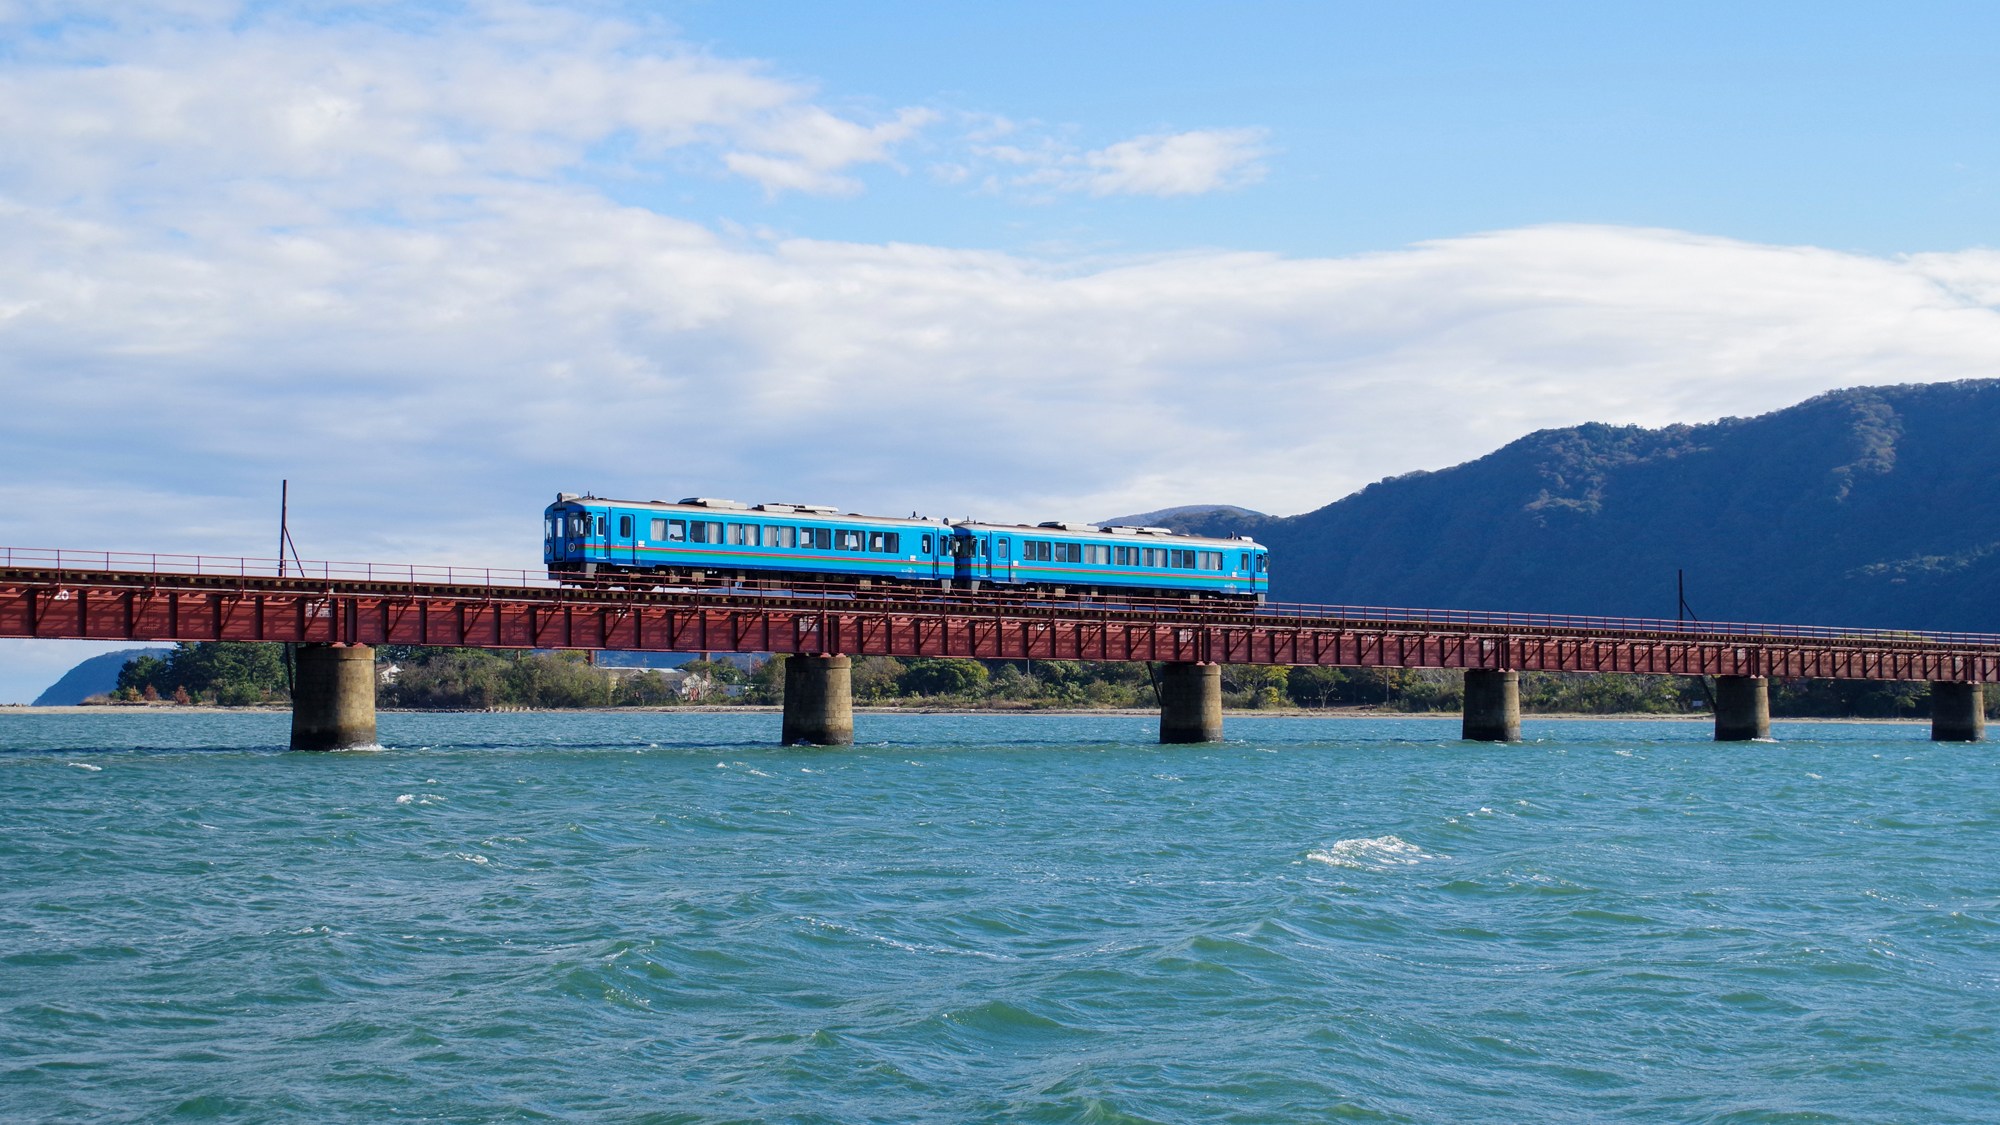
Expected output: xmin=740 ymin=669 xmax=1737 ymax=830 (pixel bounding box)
xmin=2 ymin=546 xmax=1994 ymax=748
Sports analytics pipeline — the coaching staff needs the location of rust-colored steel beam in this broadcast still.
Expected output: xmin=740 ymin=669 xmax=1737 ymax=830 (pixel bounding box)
xmin=3 ymin=563 xmax=1997 ymax=684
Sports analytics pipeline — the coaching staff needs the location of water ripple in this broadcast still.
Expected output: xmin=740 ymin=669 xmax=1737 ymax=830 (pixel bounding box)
xmin=1 ymin=711 xmax=1996 ymax=1121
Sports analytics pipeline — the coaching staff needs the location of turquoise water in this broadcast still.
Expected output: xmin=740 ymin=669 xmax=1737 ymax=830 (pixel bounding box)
xmin=2 ymin=712 xmax=1996 ymax=1123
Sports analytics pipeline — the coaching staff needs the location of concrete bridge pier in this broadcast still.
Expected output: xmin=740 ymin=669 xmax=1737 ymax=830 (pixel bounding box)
xmin=291 ymin=643 xmax=377 ymax=751
xmin=1930 ymin=682 xmax=1985 ymax=742
xmin=1714 ymin=675 xmax=1771 ymax=741
xmin=782 ymin=655 xmax=854 ymax=746
xmin=1462 ymin=669 xmax=1521 ymax=742
xmin=1159 ymin=662 xmax=1223 ymax=743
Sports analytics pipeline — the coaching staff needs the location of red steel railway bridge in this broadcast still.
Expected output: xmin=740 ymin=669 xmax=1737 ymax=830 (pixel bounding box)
xmin=3 ymin=546 xmax=1995 ymax=750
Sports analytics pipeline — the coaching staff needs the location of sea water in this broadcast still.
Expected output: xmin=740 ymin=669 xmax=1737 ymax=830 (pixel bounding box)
xmin=2 ymin=711 xmax=1996 ymax=1123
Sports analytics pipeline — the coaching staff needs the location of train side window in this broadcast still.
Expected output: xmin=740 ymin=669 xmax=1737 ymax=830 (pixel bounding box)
xmin=595 ymin=516 xmax=605 ymax=536
xmin=665 ymin=520 xmax=686 ymax=542
xmin=728 ymin=523 xmax=751 ymax=546
xmin=886 ymin=533 xmax=900 ymax=554
xmin=1239 ymin=552 xmax=1249 ymax=569
xmin=707 ymin=521 xmax=726 ymax=543
xmin=619 ymin=516 xmax=633 ymax=538
xmin=1257 ymin=555 xmax=1268 ymax=572
xmin=837 ymin=530 xmax=862 ymax=551
xmin=764 ymin=525 xmax=795 ymax=548
xmin=650 ymin=519 xmax=667 ymax=540
xmin=922 ymin=534 xmax=933 ymax=553
xmin=868 ymin=532 xmax=887 ymax=552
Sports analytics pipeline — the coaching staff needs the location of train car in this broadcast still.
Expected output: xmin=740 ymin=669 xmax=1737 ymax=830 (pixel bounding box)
xmin=948 ymin=521 xmax=1267 ymax=603
xmin=544 ymin=494 xmax=952 ymax=587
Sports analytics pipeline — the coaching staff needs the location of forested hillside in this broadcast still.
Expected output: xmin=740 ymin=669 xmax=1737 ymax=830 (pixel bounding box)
xmin=1146 ymin=381 xmax=2000 ymax=630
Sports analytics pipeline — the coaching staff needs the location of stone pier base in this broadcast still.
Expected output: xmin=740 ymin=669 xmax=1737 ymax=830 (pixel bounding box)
xmin=1714 ymin=675 xmax=1770 ymax=742
xmin=1159 ymin=662 xmax=1223 ymax=744
xmin=1462 ymin=669 xmax=1521 ymax=742
xmin=782 ymin=655 xmax=854 ymax=746
xmin=291 ymin=643 xmax=377 ymax=751
xmin=1931 ymin=681 xmax=1985 ymax=742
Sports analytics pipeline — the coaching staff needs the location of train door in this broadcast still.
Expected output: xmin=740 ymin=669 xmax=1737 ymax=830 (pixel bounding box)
xmin=617 ymin=513 xmax=638 ymax=569
xmin=926 ymin=532 xmax=943 ymax=582
xmin=994 ymin=536 xmax=1013 ymax=584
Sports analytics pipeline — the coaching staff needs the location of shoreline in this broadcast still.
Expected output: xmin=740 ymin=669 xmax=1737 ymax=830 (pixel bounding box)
xmin=1 ymin=703 xmax=1934 ymax=724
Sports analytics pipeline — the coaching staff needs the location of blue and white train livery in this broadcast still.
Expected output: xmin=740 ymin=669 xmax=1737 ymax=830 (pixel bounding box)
xmin=544 ymin=494 xmax=1268 ymax=603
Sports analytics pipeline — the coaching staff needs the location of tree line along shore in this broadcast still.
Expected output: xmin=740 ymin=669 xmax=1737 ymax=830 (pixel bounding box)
xmin=91 ymin=642 xmax=1994 ymax=719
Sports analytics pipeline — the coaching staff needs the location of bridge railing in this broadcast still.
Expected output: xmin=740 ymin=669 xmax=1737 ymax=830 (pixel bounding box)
xmin=1252 ymin=598 xmax=2000 ymax=648
xmin=0 ymin=547 xmax=557 ymax=591
xmin=6 ymin=545 xmax=2000 ymax=650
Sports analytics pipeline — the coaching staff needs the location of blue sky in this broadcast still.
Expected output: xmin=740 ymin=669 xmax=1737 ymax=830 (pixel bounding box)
xmin=3 ymin=0 xmax=2000 ymax=699
xmin=650 ymin=0 xmax=2000 ymax=257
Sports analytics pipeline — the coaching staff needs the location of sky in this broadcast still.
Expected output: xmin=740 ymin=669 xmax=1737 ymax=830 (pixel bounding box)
xmin=4 ymin=0 xmax=2000 ymax=700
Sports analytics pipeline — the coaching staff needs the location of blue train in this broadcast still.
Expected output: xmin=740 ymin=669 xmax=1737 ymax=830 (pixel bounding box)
xmin=544 ymin=494 xmax=1269 ymax=603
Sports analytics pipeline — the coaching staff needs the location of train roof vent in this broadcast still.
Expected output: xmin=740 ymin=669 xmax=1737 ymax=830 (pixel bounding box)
xmin=680 ymin=497 xmax=749 ymax=509
xmin=1101 ymin=525 xmax=1141 ymax=535
xmin=779 ymin=503 xmax=839 ymax=514
xmin=1138 ymin=526 xmax=1177 ymax=536
xmin=1037 ymin=521 xmax=1099 ymax=532
xmin=754 ymin=503 xmax=796 ymax=513
xmin=556 ymin=492 xmax=580 ymax=502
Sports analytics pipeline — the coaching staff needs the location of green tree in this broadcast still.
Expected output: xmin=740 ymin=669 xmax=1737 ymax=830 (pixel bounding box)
xmin=1286 ymin=666 xmax=1347 ymax=708
xmin=504 ymin=652 xmax=613 ymax=708
xmin=615 ymin=670 xmax=679 ymax=706
xmin=851 ymin=656 xmax=907 ymax=702
xmin=116 ymin=642 xmax=288 ymax=705
xmin=744 ymin=656 xmax=787 ymax=704
xmin=897 ymin=657 xmax=990 ymax=698
xmin=380 ymin=649 xmax=511 ymax=709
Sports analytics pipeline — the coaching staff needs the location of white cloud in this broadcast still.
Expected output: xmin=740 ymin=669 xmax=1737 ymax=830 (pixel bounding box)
xmin=0 ymin=4 xmax=931 ymax=207
xmin=972 ymin=126 xmax=1270 ymax=199
xmin=1074 ymin=128 xmax=1271 ymax=197
xmin=6 ymin=201 xmax=2000 ymax=569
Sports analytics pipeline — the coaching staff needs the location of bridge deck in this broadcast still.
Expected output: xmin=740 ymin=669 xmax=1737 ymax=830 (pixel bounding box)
xmin=3 ymin=548 xmax=1996 ymax=683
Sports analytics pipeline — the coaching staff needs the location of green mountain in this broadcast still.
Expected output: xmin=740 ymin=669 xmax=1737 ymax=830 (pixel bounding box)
xmin=33 ymin=648 xmax=170 ymax=706
xmin=1143 ymin=381 xmax=2000 ymax=631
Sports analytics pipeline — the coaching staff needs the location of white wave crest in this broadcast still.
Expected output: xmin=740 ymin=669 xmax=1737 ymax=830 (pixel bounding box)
xmin=66 ymin=762 xmax=103 ymax=771
xmin=1308 ymin=835 xmax=1447 ymax=872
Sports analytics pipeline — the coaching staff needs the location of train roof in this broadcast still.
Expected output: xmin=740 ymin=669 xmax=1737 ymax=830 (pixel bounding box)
xmin=950 ymin=519 xmax=1264 ymax=550
xmin=548 ymin=494 xmax=948 ymax=527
